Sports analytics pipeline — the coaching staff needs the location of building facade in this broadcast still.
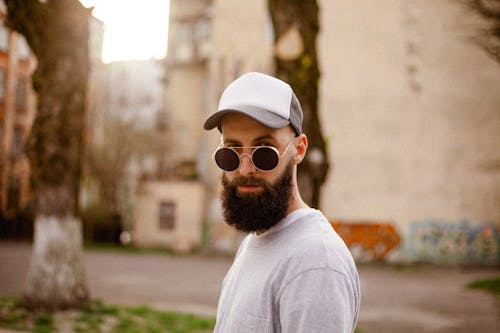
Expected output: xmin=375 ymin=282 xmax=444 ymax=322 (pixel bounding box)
xmin=0 ymin=17 xmax=36 ymax=225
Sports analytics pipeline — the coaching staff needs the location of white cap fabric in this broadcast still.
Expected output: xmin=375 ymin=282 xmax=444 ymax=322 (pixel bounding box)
xmin=203 ymin=72 xmax=303 ymax=135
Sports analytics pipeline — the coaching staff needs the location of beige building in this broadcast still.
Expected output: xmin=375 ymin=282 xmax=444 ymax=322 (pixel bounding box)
xmin=133 ymin=180 xmax=205 ymax=252
xmin=154 ymin=0 xmax=500 ymax=261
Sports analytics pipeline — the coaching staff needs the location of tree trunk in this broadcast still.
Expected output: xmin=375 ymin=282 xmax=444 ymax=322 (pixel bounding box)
xmin=24 ymin=215 xmax=88 ymax=309
xmin=6 ymin=0 xmax=91 ymax=309
xmin=268 ymin=0 xmax=329 ymax=208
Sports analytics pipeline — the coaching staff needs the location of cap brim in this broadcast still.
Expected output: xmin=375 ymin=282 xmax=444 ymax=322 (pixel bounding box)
xmin=203 ymin=105 xmax=290 ymax=132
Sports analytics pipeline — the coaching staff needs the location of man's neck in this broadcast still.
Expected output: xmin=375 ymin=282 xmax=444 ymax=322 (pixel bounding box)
xmin=255 ymin=196 xmax=309 ymax=236
xmin=287 ymin=193 xmax=309 ymax=215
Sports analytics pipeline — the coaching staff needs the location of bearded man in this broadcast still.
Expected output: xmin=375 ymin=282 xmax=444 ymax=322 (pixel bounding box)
xmin=204 ymin=72 xmax=360 ymax=332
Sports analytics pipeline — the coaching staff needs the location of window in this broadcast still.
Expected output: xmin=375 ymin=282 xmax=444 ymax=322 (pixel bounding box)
xmin=159 ymin=201 xmax=175 ymax=230
xmin=7 ymin=176 xmax=20 ymax=210
xmin=0 ymin=69 xmax=5 ymax=102
xmin=195 ymin=17 xmax=211 ymax=42
xmin=195 ymin=17 xmax=211 ymax=58
xmin=0 ymin=124 xmax=3 ymax=154
xmin=172 ymin=13 xmax=212 ymax=63
xmin=0 ymin=21 xmax=9 ymax=51
xmin=16 ymin=76 xmax=27 ymax=111
xmin=173 ymin=23 xmax=194 ymax=62
xmin=10 ymin=127 xmax=23 ymax=159
xmin=18 ymin=36 xmax=30 ymax=59
xmin=264 ymin=14 xmax=275 ymax=44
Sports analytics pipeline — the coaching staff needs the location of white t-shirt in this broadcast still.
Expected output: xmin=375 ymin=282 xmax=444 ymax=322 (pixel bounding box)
xmin=214 ymin=209 xmax=361 ymax=332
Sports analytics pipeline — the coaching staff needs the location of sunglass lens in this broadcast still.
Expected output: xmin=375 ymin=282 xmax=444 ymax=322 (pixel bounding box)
xmin=252 ymin=147 xmax=279 ymax=171
xmin=214 ymin=148 xmax=239 ymax=171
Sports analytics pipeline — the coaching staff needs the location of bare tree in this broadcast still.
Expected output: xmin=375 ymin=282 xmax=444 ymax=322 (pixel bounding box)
xmin=86 ymin=114 xmax=158 ymax=219
xmin=5 ymin=0 xmax=91 ymax=309
xmin=268 ymin=0 xmax=329 ymax=208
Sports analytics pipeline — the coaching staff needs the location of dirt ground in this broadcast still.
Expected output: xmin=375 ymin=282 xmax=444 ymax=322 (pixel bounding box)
xmin=0 ymin=241 xmax=498 ymax=332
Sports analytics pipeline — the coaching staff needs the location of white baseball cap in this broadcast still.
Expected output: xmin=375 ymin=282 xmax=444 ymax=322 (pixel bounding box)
xmin=203 ymin=72 xmax=303 ymax=135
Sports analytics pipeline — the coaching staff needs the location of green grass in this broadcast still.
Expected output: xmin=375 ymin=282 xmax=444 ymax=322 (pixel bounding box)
xmin=0 ymin=297 xmax=54 ymax=333
xmin=467 ymin=276 xmax=500 ymax=298
xmin=0 ymin=297 xmax=215 ymax=333
xmin=0 ymin=296 xmax=367 ymax=333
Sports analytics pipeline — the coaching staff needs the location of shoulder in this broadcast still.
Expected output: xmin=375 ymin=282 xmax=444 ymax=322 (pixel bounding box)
xmin=271 ymin=211 xmax=357 ymax=280
xmin=286 ymin=211 xmax=354 ymax=266
xmin=277 ymin=265 xmax=360 ymax=332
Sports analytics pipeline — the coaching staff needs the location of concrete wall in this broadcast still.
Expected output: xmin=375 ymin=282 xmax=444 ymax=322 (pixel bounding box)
xmin=319 ymin=0 xmax=500 ymax=259
xmin=133 ymin=180 xmax=205 ymax=252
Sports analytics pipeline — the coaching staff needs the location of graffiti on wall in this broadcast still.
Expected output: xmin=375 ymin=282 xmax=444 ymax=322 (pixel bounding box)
xmin=408 ymin=220 xmax=499 ymax=265
xmin=330 ymin=220 xmax=401 ymax=261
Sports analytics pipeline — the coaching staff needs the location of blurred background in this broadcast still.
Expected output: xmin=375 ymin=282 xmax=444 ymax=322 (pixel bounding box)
xmin=1 ymin=0 xmax=498 ymax=263
xmin=0 ymin=0 xmax=499 ymax=332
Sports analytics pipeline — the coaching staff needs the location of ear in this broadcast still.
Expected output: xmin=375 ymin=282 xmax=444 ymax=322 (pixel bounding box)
xmin=294 ymin=134 xmax=308 ymax=164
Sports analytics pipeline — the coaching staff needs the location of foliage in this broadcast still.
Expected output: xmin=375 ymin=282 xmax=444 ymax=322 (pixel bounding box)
xmin=80 ymin=203 xmax=122 ymax=244
xmin=467 ymin=276 xmax=500 ymax=297
xmin=84 ymin=112 xmax=159 ymax=224
xmin=81 ymin=204 xmax=113 ymax=227
xmin=0 ymin=297 xmax=215 ymax=333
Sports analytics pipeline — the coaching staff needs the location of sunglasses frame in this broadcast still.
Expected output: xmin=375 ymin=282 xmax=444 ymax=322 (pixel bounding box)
xmin=213 ymin=137 xmax=296 ymax=172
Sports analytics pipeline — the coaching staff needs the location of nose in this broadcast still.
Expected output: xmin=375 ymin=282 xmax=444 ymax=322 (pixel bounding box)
xmin=238 ymin=152 xmax=256 ymax=176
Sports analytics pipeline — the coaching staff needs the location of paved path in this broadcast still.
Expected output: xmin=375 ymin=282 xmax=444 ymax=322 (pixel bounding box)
xmin=0 ymin=241 xmax=499 ymax=332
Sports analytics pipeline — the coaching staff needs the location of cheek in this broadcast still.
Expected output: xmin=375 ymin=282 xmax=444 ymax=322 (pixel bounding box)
xmin=256 ymin=169 xmax=281 ymax=185
xmin=222 ymin=171 xmax=237 ymax=184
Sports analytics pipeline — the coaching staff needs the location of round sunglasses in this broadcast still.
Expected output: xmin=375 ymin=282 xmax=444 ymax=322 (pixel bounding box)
xmin=213 ymin=137 xmax=296 ymax=172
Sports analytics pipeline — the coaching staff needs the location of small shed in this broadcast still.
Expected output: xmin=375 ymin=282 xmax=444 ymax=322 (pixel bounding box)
xmin=133 ymin=180 xmax=205 ymax=253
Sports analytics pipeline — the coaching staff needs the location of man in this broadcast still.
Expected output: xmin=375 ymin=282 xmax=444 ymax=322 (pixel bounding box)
xmin=204 ymin=72 xmax=360 ymax=332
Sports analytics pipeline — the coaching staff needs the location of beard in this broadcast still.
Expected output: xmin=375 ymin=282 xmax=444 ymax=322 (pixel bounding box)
xmin=221 ymin=161 xmax=294 ymax=233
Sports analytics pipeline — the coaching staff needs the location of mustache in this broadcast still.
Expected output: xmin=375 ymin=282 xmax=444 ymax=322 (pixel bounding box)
xmin=224 ymin=175 xmax=268 ymax=188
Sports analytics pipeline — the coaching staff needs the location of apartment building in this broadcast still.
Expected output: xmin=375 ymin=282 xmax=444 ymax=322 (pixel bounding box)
xmin=0 ymin=17 xmax=36 ymax=224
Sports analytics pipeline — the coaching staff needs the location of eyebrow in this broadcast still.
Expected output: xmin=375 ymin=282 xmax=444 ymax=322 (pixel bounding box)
xmin=223 ymin=135 xmax=277 ymax=146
